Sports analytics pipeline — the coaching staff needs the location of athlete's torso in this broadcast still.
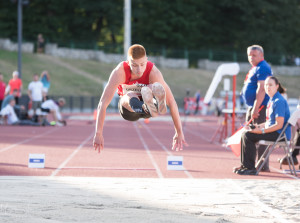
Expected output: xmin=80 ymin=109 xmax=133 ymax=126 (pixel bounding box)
xmin=117 ymin=61 xmax=154 ymax=96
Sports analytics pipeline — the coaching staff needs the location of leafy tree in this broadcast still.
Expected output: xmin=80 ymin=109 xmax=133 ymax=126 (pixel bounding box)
xmin=0 ymin=0 xmax=298 ymax=55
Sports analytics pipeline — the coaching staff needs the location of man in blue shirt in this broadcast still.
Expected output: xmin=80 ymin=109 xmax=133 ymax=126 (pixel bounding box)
xmin=241 ymin=45 xmax=273 ymax=171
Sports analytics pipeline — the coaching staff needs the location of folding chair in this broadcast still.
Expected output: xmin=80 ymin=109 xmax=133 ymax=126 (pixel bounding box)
xmin=279 ymin=124 xmax=300 ymax=169
xmin=255 ymin=108 xmax=300 ymax=176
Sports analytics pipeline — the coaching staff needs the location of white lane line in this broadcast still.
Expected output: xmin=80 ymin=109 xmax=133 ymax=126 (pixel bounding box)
xmin=133 ymin=122 xmax=164 ymax=178
xmin=270 ymin=167 xmax=299 ymax=180
xmin=51 ymin=132 xmax=94 ymax=177
xmin=141 ymin=121 xmax=193 ymax=178
xmin=227 ymin=179 xmax=291 ymax=223
xmin=0 ymin=128 xmax=59 ymax=153
xmin=62 ymin=167 xmax=156 ymax=171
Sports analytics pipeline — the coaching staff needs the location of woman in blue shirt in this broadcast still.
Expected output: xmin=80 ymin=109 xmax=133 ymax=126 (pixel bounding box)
xmin=40 ymin=71 xmax=50 ymax=101
xmin=235 ymin=76 xmax=291 ymax=175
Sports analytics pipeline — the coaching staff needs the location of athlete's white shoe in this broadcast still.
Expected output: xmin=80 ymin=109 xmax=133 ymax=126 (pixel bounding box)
xmin=141 ymin=87 xmax=158 ymax=117
xmin=152 ymin=82 xmax=167 ymax=115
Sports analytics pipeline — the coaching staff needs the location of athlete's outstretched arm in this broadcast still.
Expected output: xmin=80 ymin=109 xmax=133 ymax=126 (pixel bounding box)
xmin=93 ymin=63 xmax=125 ymax=153
xmin=149 ymin=66 xmax=188 ymax=151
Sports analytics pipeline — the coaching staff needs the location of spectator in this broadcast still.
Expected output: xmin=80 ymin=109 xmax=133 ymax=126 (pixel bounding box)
xmin=40 ymin=70 xmax=50 ymax=101
xmin=240 ymin=45 xmax=273 ymax=172
xmin=234 ymin=76 xmax=290 ymax=175
xmin=37 ymin=34 xmax=45 ymax=53
xmin=28 ymin=73 xmax=43 ymax=117
xmin=0 ymin=73 xmax=6 ymax=109
xmin=194 ymin=90 xmax=201 ymax=115
xmin=2 ymin=89 xmax=27 ymax=120
xmin=41 ymin=98 xmax=66 ymax=126
xmin=7 ymin=71 xmax=23 ymax=105
xmin=0 ymin=97 xmax=39 ymax=126
xmin=2 ymin=90 xmax=19 ymax=110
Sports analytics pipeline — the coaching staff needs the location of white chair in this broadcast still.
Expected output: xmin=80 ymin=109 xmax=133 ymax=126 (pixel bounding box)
xmin=279 ymin=124 xmax=300 ymax=169
xmin=255 ymin=108 xmax=300 ymax=176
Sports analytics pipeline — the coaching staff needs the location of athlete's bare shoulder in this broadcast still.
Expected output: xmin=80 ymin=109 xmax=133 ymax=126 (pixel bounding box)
xmin=113 ymin=62 xmax=125 ymax=75
xmin=108 ymin=61 xmax=126 ymax=83
xmin=149 ymin=64 xmax=164 ymax=83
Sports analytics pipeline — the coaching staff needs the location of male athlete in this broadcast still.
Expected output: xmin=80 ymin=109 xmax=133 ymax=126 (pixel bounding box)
xmin=93 ymin=44 xmax=187 ymax=153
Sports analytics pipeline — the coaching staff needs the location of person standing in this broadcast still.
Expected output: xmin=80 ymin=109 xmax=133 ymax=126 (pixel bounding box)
xmin=28 ymin=74 xmax=44 ymax=117
xmin=40 ymin=70 xmax=51 ymax=100
xmin=7 ymin=71 xmax=23 ymax=105
xmin=37 ymin=34 xmax=45 ymax=53
xmin=0 ymin=73 xmax=6 ymax=109
xmin=194 ymin=90 xmax=201 ymax=115
xmin=241 ymin=45 xmax=273 ymax=171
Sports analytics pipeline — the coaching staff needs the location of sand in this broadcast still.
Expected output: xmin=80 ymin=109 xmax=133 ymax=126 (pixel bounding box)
xmin=0 ymin=177 xmax=299 ymax=223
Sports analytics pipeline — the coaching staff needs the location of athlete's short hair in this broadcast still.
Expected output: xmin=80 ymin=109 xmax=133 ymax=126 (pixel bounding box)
xmin=128 ymin=44 xmax=146 ymax=60
xmin=247 ymin=45 xmax=264 ymax=55
xmin=58 ymin=97 xmax=66 ymax=105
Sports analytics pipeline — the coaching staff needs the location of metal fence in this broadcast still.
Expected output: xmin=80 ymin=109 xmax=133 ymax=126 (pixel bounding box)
xmin=19 ymin=95 xmax=119 ymax=113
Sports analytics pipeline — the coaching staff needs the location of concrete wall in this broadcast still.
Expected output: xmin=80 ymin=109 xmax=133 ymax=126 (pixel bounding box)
xmin=0 ymin=38 xmax=34 ymax=53
xmin=45 ymin=43 xmax=189 ymax=69
xmin=198 ymin=59 xmax=300 ymax=76
xmin=0 ymin=38 xmax=297 ymax=73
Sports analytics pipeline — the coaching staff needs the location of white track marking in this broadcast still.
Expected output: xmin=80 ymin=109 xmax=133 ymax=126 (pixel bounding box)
xmin=51 ymin=133 xmax=94 ymax=177
xmin=62 ymin=167 xmax=156 ymax=171
xmin=133 ymin=122 xmax=163 ymax=178
xmin=141 ymin=121 xmax=193 ymax=178
xmin=0 ymin=128 xmax=59 ymax=153
xmin=270 ymin=166 xmax=299 ymax=180
xmin=227 ymin=179 xmax=291 ymax=223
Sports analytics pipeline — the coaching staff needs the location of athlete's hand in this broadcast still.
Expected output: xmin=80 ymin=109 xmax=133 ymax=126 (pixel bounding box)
xmin=172 ymin=132 xmax=188 ymax=151
xmin=93 ymin=133 xmax=104 ymax=154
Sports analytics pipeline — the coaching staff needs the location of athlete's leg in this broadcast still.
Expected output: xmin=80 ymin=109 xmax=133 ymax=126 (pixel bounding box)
xmin=119 ymin=92 xmax=149 ymax=114
xmin=141 ymin=87 xmax=159 ymax=117
xmin=152 ymin=82 xmax=167 ymax=115
xmin=118 ymin=92 xmax=151 ymax=121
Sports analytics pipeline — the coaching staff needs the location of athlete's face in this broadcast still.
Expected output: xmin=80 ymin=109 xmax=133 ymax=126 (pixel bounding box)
xmin=264 ymin=77 xmax=278 ymax=98
xmin=247 ymin=49 xmax=264 ymax=66
xmin=129 ymin=56 xmax=148 ymax=76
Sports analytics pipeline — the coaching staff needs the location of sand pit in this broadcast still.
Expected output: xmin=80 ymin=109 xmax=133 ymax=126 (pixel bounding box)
xmin=0 ymin=177 xmax=299 ymax=223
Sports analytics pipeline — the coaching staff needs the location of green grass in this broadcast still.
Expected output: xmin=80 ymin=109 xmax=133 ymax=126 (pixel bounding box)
xmin=0 ymin=49 xmax=299 ymax=103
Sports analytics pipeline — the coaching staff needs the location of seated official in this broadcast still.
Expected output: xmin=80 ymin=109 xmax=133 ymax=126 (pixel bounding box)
xmin=234 ymin=76 xmax=291 ymax=175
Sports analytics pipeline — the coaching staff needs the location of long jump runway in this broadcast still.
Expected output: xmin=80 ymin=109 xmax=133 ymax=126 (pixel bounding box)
xmin=0 ymin=114 xmax=299 ymax=223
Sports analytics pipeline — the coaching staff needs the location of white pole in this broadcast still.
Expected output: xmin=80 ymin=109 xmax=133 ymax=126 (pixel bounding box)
xmin=124 ymin=0 xmax=131 ymax=59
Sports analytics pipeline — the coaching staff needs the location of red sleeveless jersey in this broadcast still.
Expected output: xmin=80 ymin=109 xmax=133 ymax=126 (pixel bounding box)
xmin=117 ymin=61 xmax=154 ymax=96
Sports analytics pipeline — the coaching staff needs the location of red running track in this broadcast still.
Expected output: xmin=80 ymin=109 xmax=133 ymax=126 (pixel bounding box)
xmin=0 ymin=114 xmax=297 ymax=180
